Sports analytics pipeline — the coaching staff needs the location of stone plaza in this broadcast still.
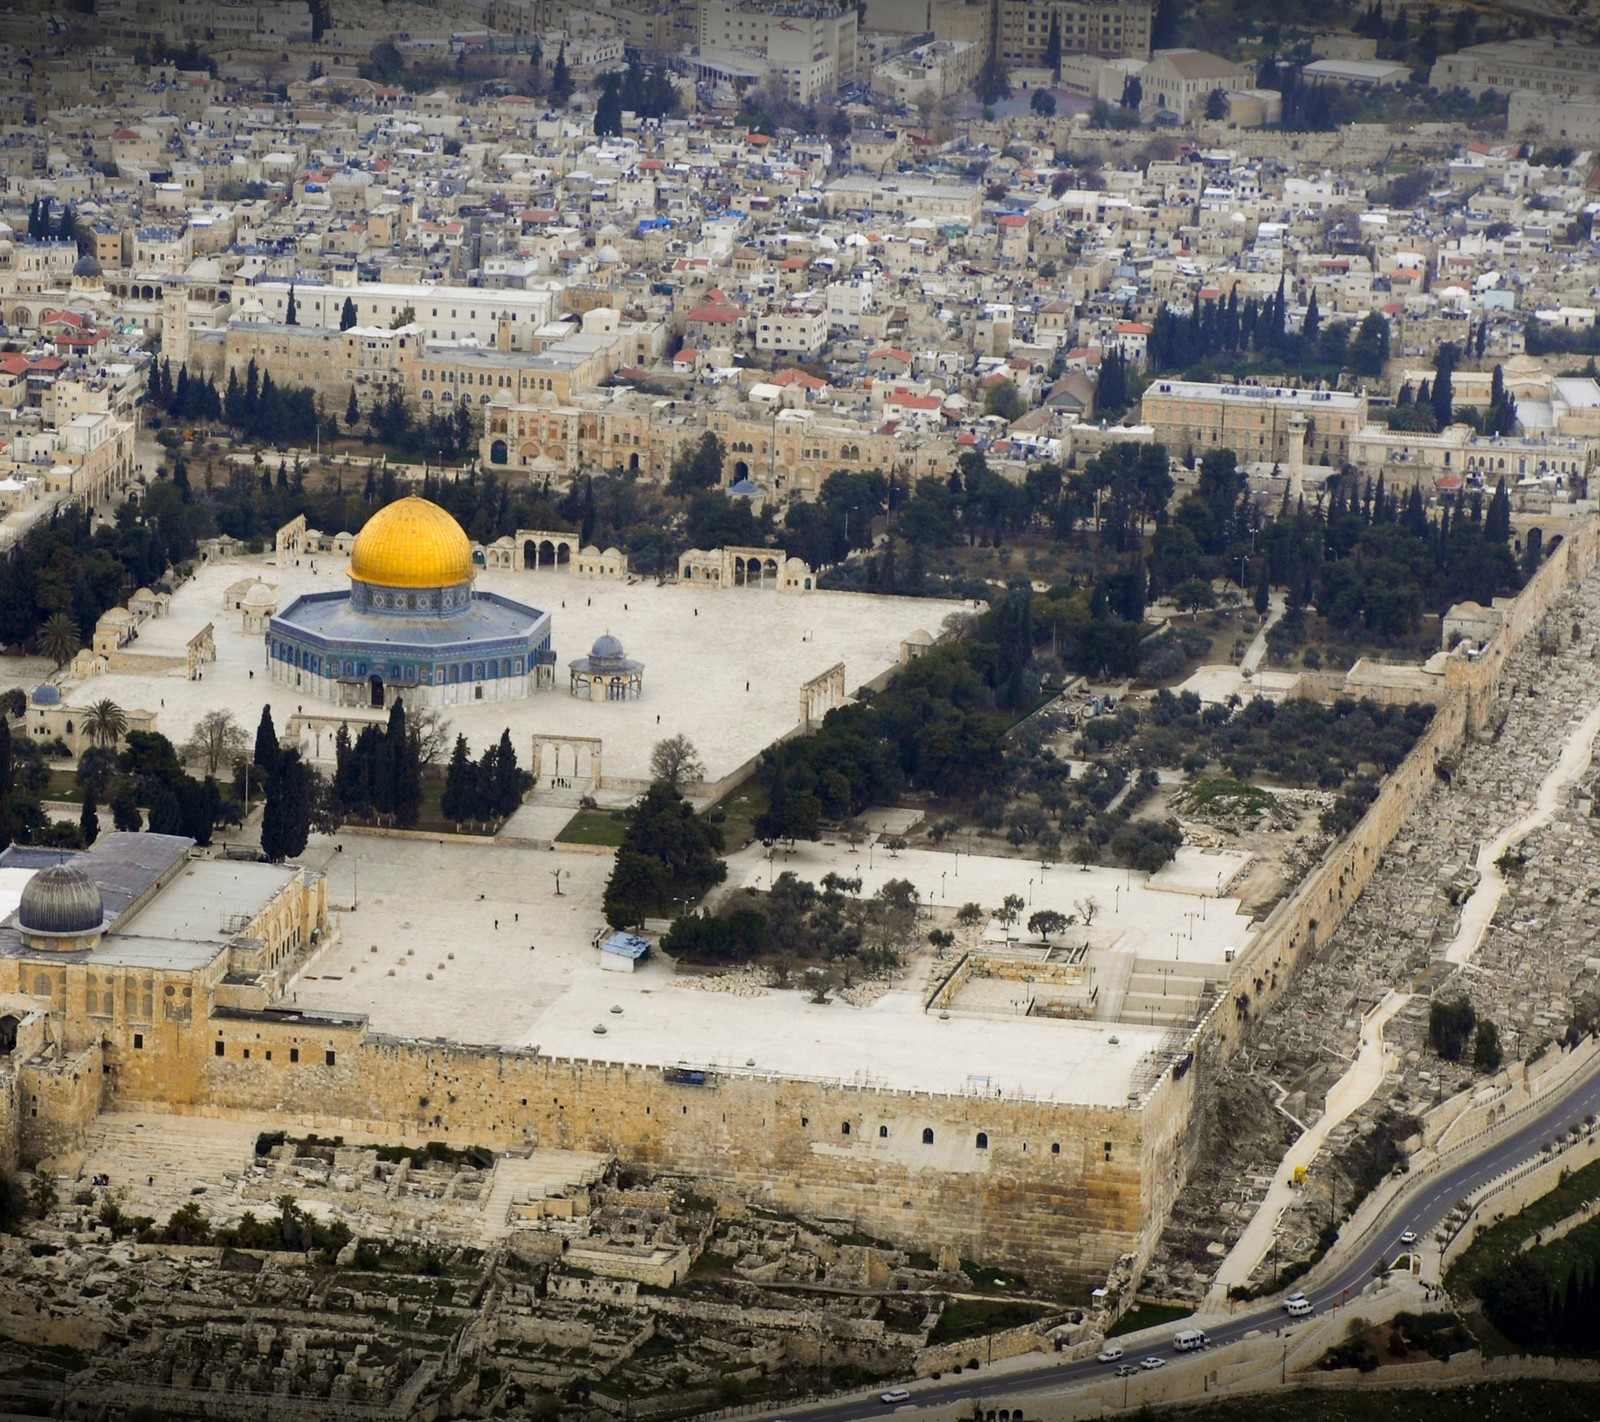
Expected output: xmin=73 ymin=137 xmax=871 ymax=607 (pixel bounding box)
xmin=58 ymin=532 xmax=964 ymax=791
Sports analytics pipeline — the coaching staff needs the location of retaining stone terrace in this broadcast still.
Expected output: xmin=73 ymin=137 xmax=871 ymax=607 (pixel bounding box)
xmin=1143 ymin=569 xmax=1600 ymax=1302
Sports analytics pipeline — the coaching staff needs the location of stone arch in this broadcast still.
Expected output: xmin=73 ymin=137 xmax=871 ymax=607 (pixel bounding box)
xmin=734 ymin=460 xmax=750 ymax=481
xmin=0 ymin=1014 xmax=17 ymax=1055
xmin=369 ymin=674 xmax=385 ymax=708
xmin=491 ymin=439 xmax=508 ymax=465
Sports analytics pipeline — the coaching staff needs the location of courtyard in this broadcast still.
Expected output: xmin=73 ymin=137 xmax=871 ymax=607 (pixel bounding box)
xmin=57 ymin=546 xmax=966 ymax=788
xmin=287 ymin=826 xmax=1257 ymax=1108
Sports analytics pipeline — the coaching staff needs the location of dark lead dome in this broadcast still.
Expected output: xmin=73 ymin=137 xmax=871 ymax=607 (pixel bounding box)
xmin=30 ymin=684 xmax=60 ymax=706
xmin=72 ymin=251 xmax=102 ymax=279
xmin=589 ymin=634 xmax=626 ymax=663
xmin=18 ymin=862 xmax=104 ymax=936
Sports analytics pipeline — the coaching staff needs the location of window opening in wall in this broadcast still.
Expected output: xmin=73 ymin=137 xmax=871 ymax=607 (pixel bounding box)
xmin=215 ymin=1041 xmax=225 ymax=1057
xmin=1052 ymin=1142 xmax=1060 ymax=1154
xmin=976 ymin=1132 xmax=988 ymax=1149
xmin=879 ymin=1125 xmax=888 ymax=1138
xmin=133 ymin=1033 xmax=143 ymax=1050
xmin=290 ymin=1048 xmax=299 ymax=1063
xmin=922 ymin=1128 xmax=934 ymax=1144
xmin=841 ymin=1122 xmax=850 ymax=1135
xmin=325 ymin=1050 xmax=336 ymax=1066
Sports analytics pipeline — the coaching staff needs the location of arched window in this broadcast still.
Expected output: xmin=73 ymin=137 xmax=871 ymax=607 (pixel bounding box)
xmin=976 ymin=1132 xmax=988 ymax=1150
xmin=922 ymin=1128 xmax=934 ymax=1145
xmin=879 ymin=1125 xmax=888 ymax=1138
xmin=841 ymin=1122 xmax=851 ymax=1136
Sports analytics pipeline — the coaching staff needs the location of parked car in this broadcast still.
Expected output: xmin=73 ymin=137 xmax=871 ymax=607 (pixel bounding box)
xmin=1097 ymin=1344 xmax=1125 ymax=1363
xmin=1114 ymin=1363 xmax=1139 ymax=1378
xmin=1140 ymin=1356 xmax=1166 ymax=1370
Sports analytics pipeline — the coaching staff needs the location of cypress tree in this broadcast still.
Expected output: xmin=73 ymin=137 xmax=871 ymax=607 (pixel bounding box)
xmin=441 ymin=734 xmax=475 ymax=824
xmin=340 ymin=295 xmax=358 ymax=330
xmin=550 ymin=42 xmax=572 ymax=104
xmin=254 ymin=704 xmax=279 ymax=773
xmin=0 ymin=718 xmax=13 ymax=851
xmin=344 ymin=386 xmax=360 ymax=430
xmin=260 ymin=748 xmax=311 ymax=862
xmin=1303 ymin=288 xmax=1321 ymax=344
xmin=285 ymin=284 xmax=298 ymax=325
xmin=491 ymin=728 xmax=525 ymax=818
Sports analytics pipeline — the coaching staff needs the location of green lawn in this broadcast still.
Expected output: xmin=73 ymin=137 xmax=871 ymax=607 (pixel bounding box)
xmin=1106 ymin=1300 xmax=1193 ymax=1338
xmin=1445 ymin=1152 xmax=1600 ymax=1303
xmin=703 ymin=778 xmax=768 ymax=852
xmin=555 ymin=809 xmax=628 ymax=847
xmin=926 ymin=1298 xmax=1050 ymax=1345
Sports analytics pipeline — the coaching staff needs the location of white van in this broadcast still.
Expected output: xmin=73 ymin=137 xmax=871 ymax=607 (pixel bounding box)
xmin=1285 ymin=1296 xmax=1314 ymax=1317
xmin=1172 ymin=1328 xmax=1209 ymax=1352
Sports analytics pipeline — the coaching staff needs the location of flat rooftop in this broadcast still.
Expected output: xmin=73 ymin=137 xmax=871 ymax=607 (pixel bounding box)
xmin=288 ymin=828 xmax=1256 ymax=1106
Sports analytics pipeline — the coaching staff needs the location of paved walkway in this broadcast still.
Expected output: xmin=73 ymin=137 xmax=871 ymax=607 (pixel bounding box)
xmin=1205 ymin=989 xmax=1408 ymax=1301
xmin=1446 ymin=695 xmax=1600 ymax=965
xmin=1239 ymin=592 xmax=1286 ymax=676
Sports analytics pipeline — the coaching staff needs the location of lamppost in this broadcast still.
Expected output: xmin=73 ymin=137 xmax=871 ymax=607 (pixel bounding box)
xmin=941 ymin=871 xmax=946 ymax=899
xmin=1172 ymin=930 xmax=1182 ymax=959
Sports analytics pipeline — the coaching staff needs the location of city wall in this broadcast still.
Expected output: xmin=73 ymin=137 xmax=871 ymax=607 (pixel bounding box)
xmin=1204 ymin=515 xmax=1600 ymax=1062
xmin=106 ymin=1024 xmax=1149 ymax=1282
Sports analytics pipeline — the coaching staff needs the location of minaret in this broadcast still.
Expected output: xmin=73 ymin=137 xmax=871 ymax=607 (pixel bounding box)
xmin=162 ymin=284 xmax=190 ymax=368
xmin=1285 ymin=412 xmax=1307 ymax=503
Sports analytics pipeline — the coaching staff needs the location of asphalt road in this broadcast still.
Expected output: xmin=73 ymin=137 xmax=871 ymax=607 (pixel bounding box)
xmin=785 ymin=1055 xmax=1600 ymax=1421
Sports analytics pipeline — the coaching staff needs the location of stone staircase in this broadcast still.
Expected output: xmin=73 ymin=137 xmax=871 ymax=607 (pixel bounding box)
xmin=74 ymin=1113 xmax=262 ymax=1219
xmin=477 ymin=1150 xmax=611 ymax=1245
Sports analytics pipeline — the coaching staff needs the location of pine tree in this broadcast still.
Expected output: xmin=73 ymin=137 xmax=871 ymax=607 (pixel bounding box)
xmin=79 ymin=790 xmax=99 ymax=846
xmin=339 ymin=295 xmax=358 ymax=330
xmin=254 ymin=704 xmax=279 ymax=773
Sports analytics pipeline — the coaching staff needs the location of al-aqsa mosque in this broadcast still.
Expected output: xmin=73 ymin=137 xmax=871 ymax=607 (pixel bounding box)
xmin=267 ymin=496 xmax=554 ymax=708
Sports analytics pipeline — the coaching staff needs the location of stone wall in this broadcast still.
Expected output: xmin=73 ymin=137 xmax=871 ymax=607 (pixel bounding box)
xmin=18 ymin=1044 xmax=106 ymax=1163
xmin=1198 ymin=515 xmax=1600 ymax=1066
xmin=103 ymin=1025 xmax=1148 ymax=1282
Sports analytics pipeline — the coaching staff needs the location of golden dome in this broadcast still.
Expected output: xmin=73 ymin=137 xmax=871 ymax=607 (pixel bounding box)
xmin=349 ymin=496 xmax=475 ymax=589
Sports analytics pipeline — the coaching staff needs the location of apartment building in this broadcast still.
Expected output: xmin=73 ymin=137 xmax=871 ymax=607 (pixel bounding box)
xmin=698 ymin=0 xmax=859 ymax=104
xmin=754 ymin=305 xmax=828 ymax=360
xmin=995 ymin=0 xmax=1154 ymax=67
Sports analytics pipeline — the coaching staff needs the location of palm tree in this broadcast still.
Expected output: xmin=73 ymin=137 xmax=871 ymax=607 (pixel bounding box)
xmin=38 ymin=613 xmax=81 ymax=669
xmin=83 ymin=699 xmax=128 ymax=750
